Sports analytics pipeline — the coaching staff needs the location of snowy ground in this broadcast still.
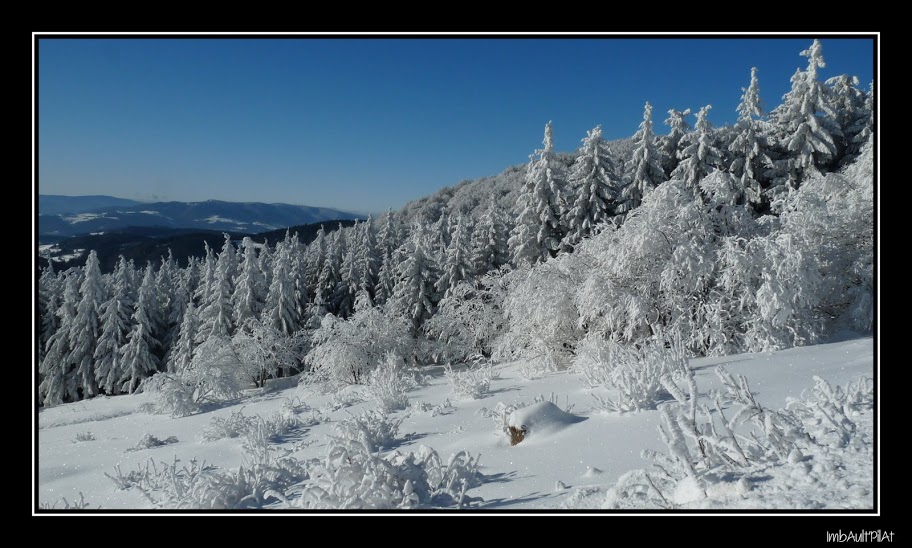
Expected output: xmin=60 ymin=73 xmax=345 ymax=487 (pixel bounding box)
xmin=36 ymin=337 xmax=874 ymax=511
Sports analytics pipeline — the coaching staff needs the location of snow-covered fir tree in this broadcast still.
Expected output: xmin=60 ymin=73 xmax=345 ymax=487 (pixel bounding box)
xmin=357 ymin=216 xmax=380 ymax=299
xmin=471 ymin=203 xmax=509 ymax=274
xmin=37 ymin=263 xmax=60 ymax=363
xmin=729 ymin=67 xmax=768 ymax=207
xmin=621 ymin=102 xmax=666 ymax=212
xmin=168 ymin=301 xmax=198 ymax=374
xmin=118 ymin=265 xmax=162 ymax=394
xmin=391 ymin=224 xmax=438 ymax=336
xmin=68 ymin=250 xmax=105 ymax=399
xmin=672 ymin=105 xmax=723 ymax=192
xmin=93 ymin=256 xmax=135 ymax=394
xmin=509 ymin=121 xmax=567 ymax=265
xmin=335 ymin=227 xmax=362 ymax=319
xmin=766 ymin=39 xmax=841 ymax=190
xmin=661 ymin=108 xmax=691 ymax=176
xmin=565 ymin=125 xmax=619 ymax=247
xmin=39 ymin=274 xmax=80 ymax=406
xmin=825 ymin=74 xmax=871 ymax=162
xmin=232 ymin=237 xmax=266 ymax=329
xmin=262 ymin=235 xmax=301 ymax=335
xmin=436 ymin=215 xmax=474 ymax=298
xmin=196 ymin=235 xmax=236 ymax=343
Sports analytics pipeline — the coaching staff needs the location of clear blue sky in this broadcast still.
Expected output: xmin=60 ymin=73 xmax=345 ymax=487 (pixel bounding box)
xmin=38 ymin=36 xmax=874 ymax=213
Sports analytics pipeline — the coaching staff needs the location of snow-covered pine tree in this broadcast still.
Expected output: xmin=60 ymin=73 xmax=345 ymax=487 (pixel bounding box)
xmin=436 ymin=215 xmax=473 ymax=298
xmin=68 ymin=250 xmax=105 ymax=398
xmin=391 ymin=223 xmax=438 ymax=336
xmin=565 ymin=125 xmax=619 ymax=247
xmin=766 ymin=39 xmax=841 ymax=191
xmin=621 ymin=102 xmax=666 ymax=213
xmin=119 ymin=264 xmax=162 ymax=394
xmin=93 ymin=256 xmax=135 ymax=394
xmin=471 ymin=203 xmax=509 ymax=275
xmin=729 ymin=67 xmax=768 ymax=207
xmin=39 ymin=274 xmax=80 ymax=406
xmin=196 ymin=235 xmax=236 ymax=343
xmin=672 ymin=105 xmax=723 ymax=192
xmin=509 ymin=121 xmax=567 ymax=265
xmin=661 ymin=108 xmax=691 ymax=176
xmin=262 ymin=235 xmax=301 ymax=335
xmin=232 ymin=237 xmax=266 ymax=329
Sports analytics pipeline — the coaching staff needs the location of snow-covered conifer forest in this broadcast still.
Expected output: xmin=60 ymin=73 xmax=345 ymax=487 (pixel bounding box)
xmin=37 ymin=40 xmax=875 ymax=510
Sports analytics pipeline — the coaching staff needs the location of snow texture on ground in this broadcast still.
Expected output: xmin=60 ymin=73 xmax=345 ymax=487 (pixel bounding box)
xmin=36 ymin=337 xmax=874 ymax=510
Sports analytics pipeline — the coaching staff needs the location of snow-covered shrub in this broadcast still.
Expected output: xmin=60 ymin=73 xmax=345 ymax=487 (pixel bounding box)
xmin=444 ymin=359 xmax=498 ymax=400
xmin=232 ymin=320 xmax=308 ymax=387
xmin=424 ymin=269 xmax=509 ymax=362
xmin=297 ymin=438 xmax=482 ymax=509
xmin=106 ymin=441 xmax=308 ymax=509
xmin=199 ymin=408 xmax=257 ymax=442
xmin=496 ymin=259 xmax=583 ymax=365
xmin=786 ymin=375 xmax=873 ymax=448
xmin=188 ymin=337 xmax=245 ymax=403
xmin=602 ymin=369 xmax=873 ymax=509
xmin=39 ymin=492 xmax=92 ymax=510
xmin=577 ymin=334 xmax=689 ymax=413
xmin=305 ymin=306 xmax=413 ymax=387
xmin=323 ymin=387 xmax=365 ymax=412
xmin=365 ymin=352 xmax=415 ymax=413
xmin=126 ymin=433 xmax=179 ymax=452
xmin=199 ymin=398 xmax=308 ymax=443
xmin=73 ymin=431 xmax=95 ymax=443
xmin=333 ymin=409 xmax=404 ymax=452
xmin=139 ymin=373 xmax=200 ymax=418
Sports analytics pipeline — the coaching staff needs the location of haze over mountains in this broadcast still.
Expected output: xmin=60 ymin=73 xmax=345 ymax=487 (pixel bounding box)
xmin=37 ymin=195 xmax=360 ymax=241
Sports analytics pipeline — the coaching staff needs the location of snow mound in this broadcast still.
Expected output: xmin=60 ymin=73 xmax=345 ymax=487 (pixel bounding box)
xmin=508 ymin=402 xmax=584 ymax=440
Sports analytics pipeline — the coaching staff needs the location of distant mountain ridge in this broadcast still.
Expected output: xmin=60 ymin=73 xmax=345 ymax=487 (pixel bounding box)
xmin=38 ymin=195 xmax=143 ymax=216
xmin=38 ymin=196 xmax=361 ymax=239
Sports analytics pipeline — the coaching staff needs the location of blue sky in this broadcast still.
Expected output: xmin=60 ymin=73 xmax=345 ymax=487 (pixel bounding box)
xmin=38 ymin=36 xmax=874 ymax=213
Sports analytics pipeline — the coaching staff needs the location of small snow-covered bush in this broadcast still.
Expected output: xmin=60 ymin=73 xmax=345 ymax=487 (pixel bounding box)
xmin=73 ymin=431 xmax=95 ymax=443
xmin=199 ymin=398 xmax=309 ymax=443
xmin=297 ymin=438 xmax=482 ymax=509
xmin=39 ymin=492 xmax=92 ymax=510
xmin=141 ymin=338 xmax=245 ymax=418
xmin=106 ymin=439 xmax=308 ymax=509
xmin=786 ymin=375 xmax=873 ymax=448
xmin=577 ymin=334 xmax=689 ymax=413
xmin=365 ymin=352 xmax=415 ymax=413
xmin=333 ymin=409 xmax=404 ymax=452
xmin=125 ymin=433 xmax=179 ymax=452
xmin=139 ymin=373 xmax=200 ymax=418
xmin=444 ymin=359 xmax=498 ymax=400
